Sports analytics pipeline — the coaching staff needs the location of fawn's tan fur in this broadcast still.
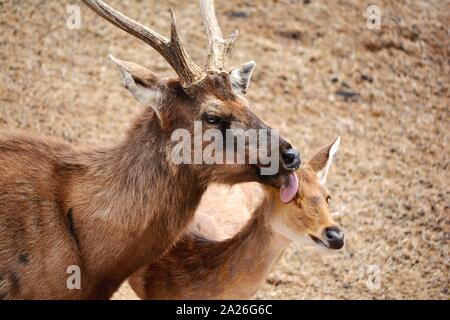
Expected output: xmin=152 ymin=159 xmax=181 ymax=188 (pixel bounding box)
xmin=128 ymin=139 xmax=342 ymax=299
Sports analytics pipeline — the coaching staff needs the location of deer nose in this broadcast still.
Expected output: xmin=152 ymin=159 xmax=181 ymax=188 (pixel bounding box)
xmin=281 ymin=146 xmax=301 ymax=170
xmin=324 ymin=227 xmax=344 ymax=250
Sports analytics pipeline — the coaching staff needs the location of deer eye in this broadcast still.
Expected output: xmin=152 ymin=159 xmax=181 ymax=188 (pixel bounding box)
xmin=203 ymin=114 xmax=222 ymax=125
xmin=326 ymin=195 xmax=332 ymax=203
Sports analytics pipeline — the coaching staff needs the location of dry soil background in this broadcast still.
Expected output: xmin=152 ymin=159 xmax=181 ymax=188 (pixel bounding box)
xmin=0 ymin=0 xmax=448 ymax=299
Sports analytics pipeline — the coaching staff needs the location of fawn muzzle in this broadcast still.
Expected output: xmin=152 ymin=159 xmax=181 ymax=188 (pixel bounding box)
xmin=324 ymin=226 xmax=345 ymax=250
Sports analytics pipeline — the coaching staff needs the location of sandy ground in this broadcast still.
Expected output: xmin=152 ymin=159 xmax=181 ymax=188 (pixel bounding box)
xmin=0 ymin=0 xmax=448 ymax=299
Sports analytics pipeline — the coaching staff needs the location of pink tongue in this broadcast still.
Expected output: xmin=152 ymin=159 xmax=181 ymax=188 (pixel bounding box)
xmin=280 ymin=173 xmax=299 ymax=203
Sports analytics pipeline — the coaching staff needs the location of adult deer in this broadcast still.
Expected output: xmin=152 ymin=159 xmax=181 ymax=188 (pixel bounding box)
xmin=0 ymin=0 xmax=301 ymax=299
xmin=128 ymin=137 xmax=343 ymax=299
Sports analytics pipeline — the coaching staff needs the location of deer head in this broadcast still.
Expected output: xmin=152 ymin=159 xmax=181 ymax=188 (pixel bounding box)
xmin=81 ymin=0 xmax=300 ymax=187
xmin=271 ymin=137 xmax=344 ymax=250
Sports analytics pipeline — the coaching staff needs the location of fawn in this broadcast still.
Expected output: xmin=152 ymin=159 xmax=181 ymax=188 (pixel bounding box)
xmin=128 ymin=137 xmax=343 ymax=299
xmin=0 ymin=0 xmax=300 ymax=299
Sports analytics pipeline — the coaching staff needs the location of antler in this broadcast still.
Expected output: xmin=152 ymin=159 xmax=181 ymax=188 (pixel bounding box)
xmin=81 ymin=0 xmax=205 ymax=89
xmin=200 ymin=0 xmax=238 ymax=71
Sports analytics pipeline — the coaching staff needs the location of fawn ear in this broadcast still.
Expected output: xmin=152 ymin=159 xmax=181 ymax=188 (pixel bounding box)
xmin=109 ymin=55 xmax=167 ymax=119
xmin=229 ymin=61 xmax=256 ymax=95
xmin=308 ymin=136 xmax=341 ymax=185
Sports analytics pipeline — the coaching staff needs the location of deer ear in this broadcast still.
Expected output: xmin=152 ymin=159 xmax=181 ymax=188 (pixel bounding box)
xmin=229 ymin=61 xmax=256 ymax=95
xmin=308 ymin=136 xmax=341 ymax=185
xmin=109 ymin=55 xmax=167 ymax=118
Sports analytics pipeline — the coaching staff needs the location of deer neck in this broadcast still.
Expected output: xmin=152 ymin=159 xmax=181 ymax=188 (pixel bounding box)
xmin=68 ymin=109 xmax=206 ymax=282
xmin=210 ymin=189 xmax=292 ymax=298
xmin=233 ymin=188 xmax=292 ymax=263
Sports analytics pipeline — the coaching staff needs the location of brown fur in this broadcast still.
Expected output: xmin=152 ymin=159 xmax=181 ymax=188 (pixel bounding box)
xmin=0 ymin=71 xmax=296 ymax=299
xmin=128 ymin=141 xmax=343 ymax=299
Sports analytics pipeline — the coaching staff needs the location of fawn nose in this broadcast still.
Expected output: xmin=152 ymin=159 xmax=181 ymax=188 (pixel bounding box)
xmin=324 ymin=227 xmax=344 ymax=250
xmin=281 ymin=144 xmax=301 ymax=170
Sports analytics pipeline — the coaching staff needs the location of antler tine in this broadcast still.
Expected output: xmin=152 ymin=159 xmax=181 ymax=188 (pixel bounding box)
xmin=167 ymin=9 xmax=206 ymax=88
xmin=81 ymin=0 xmax=204 ymax=89
xmin=200 ymin=0 xmax=238 ymax=71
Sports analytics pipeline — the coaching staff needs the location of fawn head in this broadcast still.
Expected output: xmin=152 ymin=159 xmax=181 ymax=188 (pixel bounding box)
xmin=272 ymin=137 xmax=344 ymax=250
xmin=82 ymin=0 xmax=300 ymax=187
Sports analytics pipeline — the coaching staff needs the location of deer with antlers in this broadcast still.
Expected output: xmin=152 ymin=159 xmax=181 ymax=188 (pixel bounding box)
xmin=0 ymin=0 xmax=300 ymax=299
xmin=128 ymin=137 xmax=344 ymax=299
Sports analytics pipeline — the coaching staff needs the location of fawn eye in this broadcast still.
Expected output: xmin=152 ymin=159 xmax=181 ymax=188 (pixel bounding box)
xmin=203 ymin=114 xmax=222 ymax=125
xmin=326 ymin=195 xmax=332 ymax=203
